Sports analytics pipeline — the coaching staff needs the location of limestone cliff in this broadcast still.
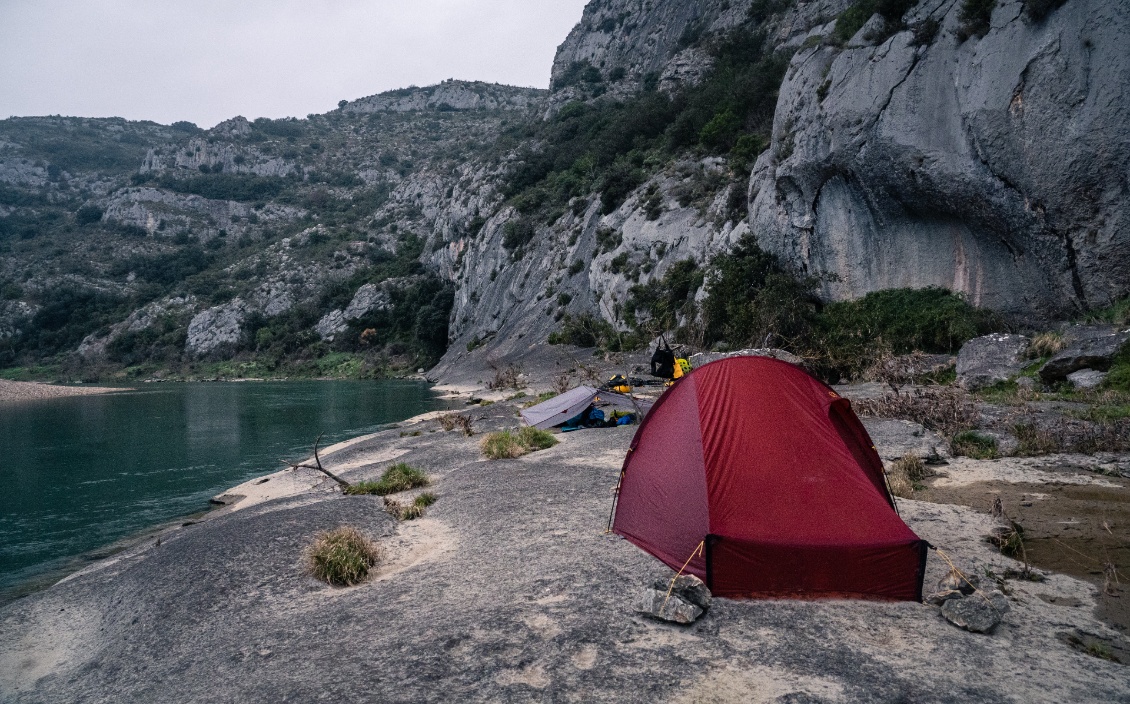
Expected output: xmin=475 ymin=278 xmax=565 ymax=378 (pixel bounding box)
xmin=749 ymin=0 xmax=1129 ymax=320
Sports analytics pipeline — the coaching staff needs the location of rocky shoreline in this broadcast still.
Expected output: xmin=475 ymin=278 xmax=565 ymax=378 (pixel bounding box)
xmin=1 ymin=349 xmax=1127 ymax=702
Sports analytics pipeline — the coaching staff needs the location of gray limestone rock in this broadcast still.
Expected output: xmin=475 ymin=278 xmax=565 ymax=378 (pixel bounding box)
xmin=861 ymin=418 xmax=950 ymax=463
xmin=185 ymin=299 xmax=250 ymax=357
xmin=341 ymin=81 xmax=544 ymax=114
xmin=650 ymin=574 xmax=712 ymax=612
xmin=315 ymin=310 xmax=347 ymax=341
xmin=1039 ymin=326 xmax=1130 ymax=383
xmin=635 ymin=588 xmax=704 ymax=625
xmin=956 ymin=334 xmax=1032 ymax=390
xmin=749 ymin=0 xmax=1130 ymax=321
xmin=941 ymin=590 xmax=1011 ymax=634
xmin=343 ymin=283 xmax=390 ymax=320
xmin=1067 ymin=369 xmax=1108 ymax=390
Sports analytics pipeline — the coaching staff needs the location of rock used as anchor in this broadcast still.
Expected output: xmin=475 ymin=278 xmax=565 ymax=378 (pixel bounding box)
xmin=636 ymin=574 xmax=712 ymax=624
xmin=940 ymin=590 xmax=1011 ymax=634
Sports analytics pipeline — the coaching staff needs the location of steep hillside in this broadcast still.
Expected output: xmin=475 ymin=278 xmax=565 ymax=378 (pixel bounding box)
xmin=0 ymin=0 xmax=1126 ymax=383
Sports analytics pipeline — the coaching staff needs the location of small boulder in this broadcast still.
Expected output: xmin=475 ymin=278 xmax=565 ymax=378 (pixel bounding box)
xmin=956 ymin=334 xmax=1031 ymax=390
xmin=925 ymin=570 xmax=980 ymax=605
xmin=940 ymin=590 xmax=1010 ymax=633
xmin=1067 ymin=368 xmax=1107 ymax=390
xmin=637 ymin=574 xmax=711 ymax=624
xmin=651 ymin=574 xmax=712 ymax=611
xmin=635 ymin=589 xmax=703 ymax=625
xmin=1039 ymin=326 xmax=1129 ymax=383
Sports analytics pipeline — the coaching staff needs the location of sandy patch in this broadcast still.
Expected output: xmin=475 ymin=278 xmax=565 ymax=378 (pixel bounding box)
xmin=931 ymin=456 xmax=1124 ymax=489
xmin=671 ymin=665 xmax=845 ymax=704
xmin=0 ymin=379 xmax=126 ymax=402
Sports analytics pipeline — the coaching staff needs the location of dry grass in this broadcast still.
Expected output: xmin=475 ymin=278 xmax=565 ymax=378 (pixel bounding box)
xmin=437 ymin=412 xmax=474 ymax=436
xmin=553 ymin=373 xmax=573 ymax=394
xmin=886 ymin=453 xmax=929 ymax=498
xmin=487 ymin=364 xmax=523 ymax=390
xmin=1013 ymin=420 xmax=1130 ymax=456
xmin=854 ymin=388 xmax=979 ymax=438
xmin=383 ymin=492 xmax=437 ymax=521
xmin=863 ymin=351 xmax=954 ymax=391
xmin=305 ymin=526 xmax=381 ymax=587
xmin=480 ymin=427 xmax=559 ymax=459
xmin=1027 ymin=331 xmax=1067 ymax=359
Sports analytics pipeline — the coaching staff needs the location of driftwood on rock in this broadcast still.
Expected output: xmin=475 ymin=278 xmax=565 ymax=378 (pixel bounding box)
xmin=282 ymin=433 xmax=351 ymax=489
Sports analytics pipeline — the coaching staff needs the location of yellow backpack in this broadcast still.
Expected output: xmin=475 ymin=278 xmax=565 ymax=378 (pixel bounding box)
xmin=672 ymin=358 xmax=691 ymax=379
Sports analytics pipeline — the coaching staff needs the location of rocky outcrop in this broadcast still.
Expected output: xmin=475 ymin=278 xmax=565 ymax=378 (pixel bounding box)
xmin=103 ymin=187 xmax=303 ymax=239
xmin=341 ymin=81 xmax=545 ymax=114
xmin=315 ymin=282 xmax=395 ymax=341
xmin=749 ymin=0 xmax=1130 ymax=321
xmin=140 ymin=138 xmax=295 ymax=177
xmin=78 ymin=296 xmax=197 ymax=359
xmin=185 ymin=299 xmax=251 ymax=357
xmin=956 ymin=333 xmax=1031 ymax=390
xmin=1038 ymin=325 xmax=1130 ymax=382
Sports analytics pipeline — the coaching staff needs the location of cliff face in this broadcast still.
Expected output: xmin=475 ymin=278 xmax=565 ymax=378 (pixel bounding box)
xmin=0 ymin=1 xmax=1126 ymax=377
xmin=749 ymin=0 xmax=1130 ymax=320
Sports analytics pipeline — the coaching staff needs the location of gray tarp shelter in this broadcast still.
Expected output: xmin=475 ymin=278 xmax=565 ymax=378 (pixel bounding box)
xmin=520 ymin=386 xmax=653 ymax=430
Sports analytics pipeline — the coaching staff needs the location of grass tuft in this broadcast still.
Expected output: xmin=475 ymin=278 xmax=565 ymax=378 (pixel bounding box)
xmin=886 ymin=453 xmax=929 ymax=498
xmin=305 ymin=526 xmax=381 ymax=587
xmin=480 ymin=427 xmax=559 ymax=459
xmin=952 ymin=431 xmax=1000 ymax=459
xmin=344 ymin=462 xmax=429 ymax=495
xmin=1027 ymin=331 xmax=1066 ymax=359
xmin=517 ymin=426 xmax=558 ymax=451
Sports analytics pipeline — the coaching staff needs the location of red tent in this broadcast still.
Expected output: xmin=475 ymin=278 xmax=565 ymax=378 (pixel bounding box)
xmin=612 ymin=356 xmax=927 ymax=601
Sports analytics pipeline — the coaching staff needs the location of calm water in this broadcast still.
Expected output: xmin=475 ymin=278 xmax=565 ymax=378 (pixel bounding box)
xmin=0 ymin=380 xmax=450 ymax=602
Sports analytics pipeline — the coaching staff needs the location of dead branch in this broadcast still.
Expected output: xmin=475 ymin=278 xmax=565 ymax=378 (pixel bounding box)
xmin=282 ymin=433 xmax=351 ymax=489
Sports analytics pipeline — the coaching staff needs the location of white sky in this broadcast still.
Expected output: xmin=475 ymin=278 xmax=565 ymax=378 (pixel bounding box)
xmin=0 ymin=0 xmax=589 ymax=127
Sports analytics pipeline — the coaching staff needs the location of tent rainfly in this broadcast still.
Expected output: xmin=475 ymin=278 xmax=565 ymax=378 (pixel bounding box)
xmin=612 ymin=356 xmax=928 ymax=601
xmin=520 ymin=386 xmax=652 ymax=430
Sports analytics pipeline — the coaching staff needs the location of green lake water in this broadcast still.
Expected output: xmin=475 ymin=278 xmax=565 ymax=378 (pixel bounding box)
xmin=0 ymin=380 xmax=451 ymax=604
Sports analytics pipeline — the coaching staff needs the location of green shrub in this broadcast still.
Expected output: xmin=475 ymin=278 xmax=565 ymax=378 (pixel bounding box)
xmin=820 ymin=287 xmax=1001 ymax=357
xmin=517 ymin=426 xmax=558 ymax=451
xmin=481 ymin=427 xmax=558 ymax=459
xmin=481 ymin=430 xmax=525 ymax=459
xmin=305 ymin=526 xmax=381 ymax=586
xmin=952 ymin=431 xmax=1000 ymax=459
xmin=153 ymin=172 xmax=291 ymax=202
xmin=624 ymin=259 xmax=704 ymax=339
xmin=75 ymin=205 xmax=104 ymax=225
xmin=701 ymin=234 xmax=822 ymax=352
xmin=958 ymin=0 xmax=996 ymax=39
xmin=414 ymin=492 xmax=437 ymax=508
xmin=344 ymin=463 xmax=429 ymax=495
xmin=1025 ymin=0 xmax=1067 ymax=22
xmin=547 ymin=313 xmax=627 ymax=350
xmin=1103 ymin=344 xmax=1130 ymax=393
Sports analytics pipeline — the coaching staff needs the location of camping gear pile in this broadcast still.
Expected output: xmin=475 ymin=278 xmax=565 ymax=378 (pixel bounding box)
xmin=519 ymin=386 xmax=654 ymax=432
xmin=611 ymin=355 xmax=928 ymax=601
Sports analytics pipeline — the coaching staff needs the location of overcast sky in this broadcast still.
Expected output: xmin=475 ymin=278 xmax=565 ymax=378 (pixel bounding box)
xmin=0 ymin=0 xmax=589 ymax=128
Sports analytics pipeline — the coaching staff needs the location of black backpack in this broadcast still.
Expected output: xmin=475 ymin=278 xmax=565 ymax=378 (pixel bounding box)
xmin=650 ymin=341 xmax=676 ymax=379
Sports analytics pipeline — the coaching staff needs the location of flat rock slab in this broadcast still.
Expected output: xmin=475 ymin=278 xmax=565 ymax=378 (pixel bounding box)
xmin=861 ymin=418 xmax=950 ymax=461
xmin=2 ymin=408 xmax=1128 ymax=703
